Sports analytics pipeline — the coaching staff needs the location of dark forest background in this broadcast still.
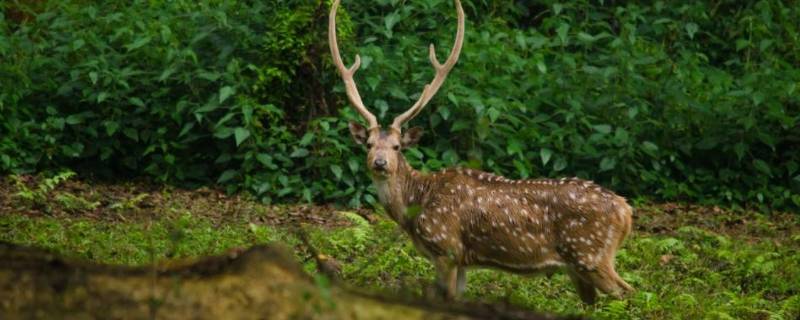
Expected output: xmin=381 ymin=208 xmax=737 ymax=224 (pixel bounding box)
xmin=2 ymin=0 xmax=798 ymax=210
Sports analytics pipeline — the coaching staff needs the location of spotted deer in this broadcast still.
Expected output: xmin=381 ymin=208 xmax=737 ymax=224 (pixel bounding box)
xmin=329 ymin=0 xmax=634 ymax=304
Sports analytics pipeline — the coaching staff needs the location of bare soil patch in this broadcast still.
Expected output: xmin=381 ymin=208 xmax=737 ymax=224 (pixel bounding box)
xmin=1 ymin=175 xmax=796 ymax=240
xmin=634 ymin=202 xmax=799 ymax=242
xmin=0 ymin=176 xmax=365 ymax=228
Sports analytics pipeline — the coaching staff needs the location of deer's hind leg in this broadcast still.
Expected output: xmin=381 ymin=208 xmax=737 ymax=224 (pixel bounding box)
xmin=577 ymin=261 xmax=633 ymax=299
xmin=433 ymin=257 xmax=459 ymax=300
xmin=567 ymin=269 xmax=598 ymax=305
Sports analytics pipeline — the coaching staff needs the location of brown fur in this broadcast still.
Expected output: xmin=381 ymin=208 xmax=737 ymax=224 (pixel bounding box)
xmin=349 ymin=122 xmax=634 ymax=304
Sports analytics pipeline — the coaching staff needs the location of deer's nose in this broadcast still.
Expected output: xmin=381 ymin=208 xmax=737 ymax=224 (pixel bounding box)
xmin=373 ymin=159 xmax=387 ymax=169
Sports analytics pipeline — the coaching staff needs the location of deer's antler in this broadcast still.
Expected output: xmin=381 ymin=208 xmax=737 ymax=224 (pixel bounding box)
xmin=329 ymin=0 xmax=379 ymax=130
xmin=390 ymin=0 xmax=465 ymax=131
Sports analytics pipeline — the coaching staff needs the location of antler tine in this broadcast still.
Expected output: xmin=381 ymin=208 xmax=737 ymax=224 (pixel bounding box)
xmin=329 ymin=0 xmax=379 ymax=130
xmin=391 ymin=0 xmax=465 ymax=131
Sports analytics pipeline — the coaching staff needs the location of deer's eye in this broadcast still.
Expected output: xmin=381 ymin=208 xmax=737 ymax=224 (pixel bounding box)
xmin=392 ymin=145 xmax=400 ymax=151
xmin=366 ymin=143 xmax=373 ymax=149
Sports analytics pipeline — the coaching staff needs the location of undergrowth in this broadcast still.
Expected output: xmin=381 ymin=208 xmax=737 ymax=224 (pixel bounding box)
xmin=1 ymin=210 xmax=797 ymax=319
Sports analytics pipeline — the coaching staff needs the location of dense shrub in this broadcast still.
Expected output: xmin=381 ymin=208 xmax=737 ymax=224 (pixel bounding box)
xmin=333 ymin=0 xmax=800 ymax=210
xmin=1 ymin=0 xmax=798 ymax=210
xmin=0 ymin=0 xmax=350 ymax=203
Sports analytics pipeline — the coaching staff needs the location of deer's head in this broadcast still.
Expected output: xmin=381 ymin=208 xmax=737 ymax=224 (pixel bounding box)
xmin=329 ymin=0 xmax=465 ymax=179
xmin=347 ymin=123 xmax=424 ymax=178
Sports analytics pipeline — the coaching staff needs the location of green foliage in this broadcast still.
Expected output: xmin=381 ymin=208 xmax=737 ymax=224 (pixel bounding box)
xmin=333 ymin=211 xmax=373 ymax=251
xmin=108 ymin=193 xmax=149 ymax=212
xmin=1 ymin=0 xmax=799 ymax=209
xmin=0 ymin=212 xmax=284 ymax=265
xmin=1 ymin=0 xmax=349 ymax=204
xmin=11 ymin=170 xmax=76 ymax=211
xmin=339 ymin=0 xmax=800 ymax=210
xmin=55 ymin=192 xmax=100 ymax=213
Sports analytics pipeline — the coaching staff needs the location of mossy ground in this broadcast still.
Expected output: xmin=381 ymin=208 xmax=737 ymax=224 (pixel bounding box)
xmin=1 ymin=175 xmax=798 ymax=319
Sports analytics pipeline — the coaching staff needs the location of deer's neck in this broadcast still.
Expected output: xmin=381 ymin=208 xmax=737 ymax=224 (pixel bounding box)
xmin=371 ymin=159 xmax=431 ymax=231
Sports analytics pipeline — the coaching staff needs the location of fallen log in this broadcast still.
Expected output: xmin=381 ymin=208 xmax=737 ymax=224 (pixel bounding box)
xmin=0 ymin=242 xmax=586 ymax=319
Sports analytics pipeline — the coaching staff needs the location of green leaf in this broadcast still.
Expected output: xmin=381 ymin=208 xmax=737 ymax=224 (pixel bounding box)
xmin=128 ymin=97 xmax=145 ymax=108
xmin=553 ymin=157 xmax=567 ymax=171
xmin=447 ymin=92 xmax=458 ymax=106
xmin=696 ymin=137 xmax=719 ymax=150
xmin=614 ymin=128 xmax=630 ymax=144
xmin=104 ymin=121 xmax=119 ymax=136
xmin=65 ymin=115 xmax=83 ymax=125
xmin=540 ymin=148 xmax=553 ymax=166
xmin=198 ymin=71 xmax=221 ymax=82
xmin=158 ymin=68 xmax=175 ymax=82
xmin=125 ymin=37 xmax=151 ymax=51
xmin=256 ymin=153 xmax=275 ymax=168
xmin=348 ymin=158 xmax=360 ymax=173
xmin=217 ymin=170 xmax=237 ymax=183
xmin=553 ymin=3 xmax=563 ymax=15
xmin=735 ymin=39 xmax=750 ymax=51
xmin=577 ymin=32 xmax=595 ymax=43
xmin=451 ymin=119 xmax=471 ymax=132
xmin=442 ymin=149 xmax=459 ymax=164
xmin=733 ymin=143 xmax=747 ymax=160
xmin=61 ymin=142 xmax=84 ymax=157
xmin=97 ymin=92 xmax=109 ymax=103
xmin=123 ymin=128 xmax=138 ymax=141
xmin=72 ymin=39 xmax=86 ymax=50
xmin=89 ymin=72 xmax=98 ymax=85
xmin=384 ymin=12 xmax=401 ymax=33
xmin=299 ymin=133 xmax=314 ymax=146
xmin=234 ymin=127 xmax=250 ymax=146
xmin=213 ymin=127 xmax=234 ymax=139
xmin=753 ymin=159 xmax=772 ymax=177
xmin=487 ymin=107 xmax=501 ymax=122
xmin=628 ymin=107 xmax=639 ymax=119
xmin=331 ymin=165 xmax=343 ymax=179
xmin=599 ymin=156 xmax=616 ymax=172
xmin=438 ymin=106 xmax=450 ymax=121
xmin=642 ymin=141 xmax=659 ymax=157
xmin=536 ymin=60 xmax=547 ymax=73
xmin=219 ymin=86 xmax=235 ymax=103
xmin=173 ymin=120 xmax=192 ymax=137
xmin=290 ymin=148 xmax=309 ymax=158
xmin=556 ymin=23 xmax=570 ymax=45
xmin=592 ymin=124 xmax=612 ymax=134
xmin=506 ymin=138 xmax=524 ymax=156
xmin=195 ymin=100 xmax=219 ymax=114
xmin=685 ymin=23 xmax=699 ymax=39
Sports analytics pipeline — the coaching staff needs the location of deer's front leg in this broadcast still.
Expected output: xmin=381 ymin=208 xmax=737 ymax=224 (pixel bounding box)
xmin=456 ymin=266 xmax=467 ymax=296
xmin=434 ymin=257 xmax=458 ymax=300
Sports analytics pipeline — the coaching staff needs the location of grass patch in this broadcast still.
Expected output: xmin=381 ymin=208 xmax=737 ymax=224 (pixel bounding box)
xmin=0 ymin=175 xmax=798 ymax=318
xmin=1 ymin=211 xmax=798 ymax=319
xmin=0 ymin=213 xmax=284 ymax=265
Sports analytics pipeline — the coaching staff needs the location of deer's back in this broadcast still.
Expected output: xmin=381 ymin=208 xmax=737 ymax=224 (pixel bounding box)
xmin=411 ymin=169 xmax=633 ymax=272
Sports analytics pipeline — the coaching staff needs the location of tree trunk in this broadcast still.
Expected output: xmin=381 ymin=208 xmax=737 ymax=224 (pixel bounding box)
xmin=0 ymin=242 xmax=585 ymax=320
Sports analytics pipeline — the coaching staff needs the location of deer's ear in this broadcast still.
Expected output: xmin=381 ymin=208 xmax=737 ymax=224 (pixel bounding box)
xmin=348 ymin=121 xmax=369 ymax=145
xmin=401 ymin=127 xmax=424 ymax=148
